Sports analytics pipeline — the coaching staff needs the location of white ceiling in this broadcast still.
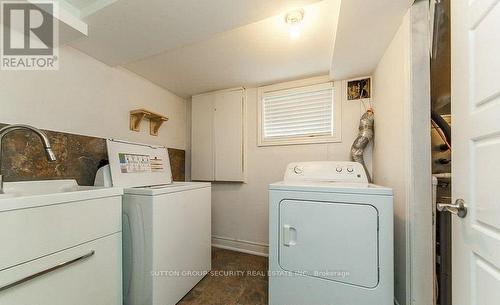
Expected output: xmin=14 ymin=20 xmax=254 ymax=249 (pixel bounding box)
xmin=330 ymin=0 xmax=415 ymax=80
xmin=124 ymin=0 xmax=340 ymax=97
xmin=64 ymin=0 xmax=99 ymax=10
xmin=69 ymin=0 xmax=321 ymax=66
xmin=63 ymin=0 xmax=413 ymax=98
xmin=59 ymin=0 xmax=116 ymax=18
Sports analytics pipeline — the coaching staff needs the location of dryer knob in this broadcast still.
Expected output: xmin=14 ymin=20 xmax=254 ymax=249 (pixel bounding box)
xmin=336 ymin=167 xmax=343 ymax=173
xmin=293 ymin=166 xmax=303 ymax=174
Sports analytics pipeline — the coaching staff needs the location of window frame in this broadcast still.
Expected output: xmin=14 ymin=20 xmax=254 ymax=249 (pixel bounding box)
xmin=257 ymin=77 xmax=342 ymax=147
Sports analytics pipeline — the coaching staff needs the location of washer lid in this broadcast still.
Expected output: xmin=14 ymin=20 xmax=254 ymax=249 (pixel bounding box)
xmin=106 ymin=139 xmax=172 ymax=188
xmin=123 ymin=182 xmax=211 ymax=196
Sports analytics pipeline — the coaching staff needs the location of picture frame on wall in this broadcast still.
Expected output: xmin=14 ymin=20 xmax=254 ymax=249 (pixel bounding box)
xmin=347 ymin=78 xmax=371 ymax=101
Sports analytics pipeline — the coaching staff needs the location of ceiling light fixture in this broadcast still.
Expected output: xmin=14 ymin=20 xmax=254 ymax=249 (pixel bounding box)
xmin=285 ymin=9 xmax=304 ymax=25
xmin=285 ymin=9 xmax=305 ymax=39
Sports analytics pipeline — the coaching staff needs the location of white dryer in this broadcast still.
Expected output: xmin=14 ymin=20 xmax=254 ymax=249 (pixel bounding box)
xmin=95 ymin=139 xmax=211 ymax=305
xmin=269 ymin=161 xmax=393 ymax=305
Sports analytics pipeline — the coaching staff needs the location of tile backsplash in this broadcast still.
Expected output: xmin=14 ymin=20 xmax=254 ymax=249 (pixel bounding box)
xmin=167 ymin=148 xmax=185 ymax=182
xmin=0 ymin=124 xmax=185 ymax=185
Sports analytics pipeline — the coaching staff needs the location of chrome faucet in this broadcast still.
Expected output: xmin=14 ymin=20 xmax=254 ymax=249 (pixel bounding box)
xmin=0 ymin=124 xmax=57 ymax=194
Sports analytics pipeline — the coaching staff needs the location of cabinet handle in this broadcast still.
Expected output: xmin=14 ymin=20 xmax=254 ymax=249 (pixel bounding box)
xmin=0 ymin=250 xmax=95 ymax=292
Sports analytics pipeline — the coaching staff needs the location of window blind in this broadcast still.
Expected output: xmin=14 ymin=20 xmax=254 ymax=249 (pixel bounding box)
xmin=262 ymin=83 xmax=334 ymax=139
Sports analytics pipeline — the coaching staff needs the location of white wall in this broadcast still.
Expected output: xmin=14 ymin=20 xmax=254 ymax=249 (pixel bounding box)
xmin=373 ymin=13 xmax=411 ymax=305
xmin=208 ymin=76 xmax=373 ymax=255
xmin=0 ymin=46 xmax=186 ymax=149
xmin=372 ymin=1 xmax=432 ymax=304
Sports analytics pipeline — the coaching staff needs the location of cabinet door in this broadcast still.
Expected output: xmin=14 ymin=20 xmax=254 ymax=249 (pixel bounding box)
xmin=214 ymin=89 xmax=244 ymax=181
xmin=191 ymin=94 xmax=215 ymax=181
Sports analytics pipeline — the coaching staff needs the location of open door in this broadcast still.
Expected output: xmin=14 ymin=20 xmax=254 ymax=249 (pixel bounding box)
xmin=450 ymin=0 xmax=500 ymax=303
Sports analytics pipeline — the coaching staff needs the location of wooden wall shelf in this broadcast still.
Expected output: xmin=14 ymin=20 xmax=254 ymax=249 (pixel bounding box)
xmin=130 ymin=109 xmax=168 ymax=136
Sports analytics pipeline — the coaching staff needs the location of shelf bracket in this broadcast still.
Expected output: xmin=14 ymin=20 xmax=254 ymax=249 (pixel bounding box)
xmin=149 ymin=117 xmax=168 ymax=136
xmin=129 ymin=109 xmax=169 ymax=136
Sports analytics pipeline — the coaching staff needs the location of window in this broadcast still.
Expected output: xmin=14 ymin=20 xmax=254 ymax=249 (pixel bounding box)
xmin=258 ymin=81 xmax=341 ymax=146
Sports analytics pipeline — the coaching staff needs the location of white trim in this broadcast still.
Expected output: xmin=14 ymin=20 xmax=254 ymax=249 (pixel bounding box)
xmin=242 ymin=89 xmax=247 ymax=182
xmin=404 ymin=19 xmax=413 ymax=305
xmin=193 ymin=86 xmax=245 ymax=97
xmin=212 ymin=235 xmax=269 ymax=257
xmin=257 ymin=75 xmax=342 ymax=147
xmin=407 ymin=2 xmax=433 ymax=305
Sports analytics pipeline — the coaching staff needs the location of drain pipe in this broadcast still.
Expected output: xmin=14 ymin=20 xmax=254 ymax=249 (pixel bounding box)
xmin=350 ymin=109 xmax=374 ymax=182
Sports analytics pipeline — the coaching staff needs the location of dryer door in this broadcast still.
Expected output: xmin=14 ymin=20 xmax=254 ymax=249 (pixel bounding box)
xmin=279 ymin=199 xmax=379 ymax=288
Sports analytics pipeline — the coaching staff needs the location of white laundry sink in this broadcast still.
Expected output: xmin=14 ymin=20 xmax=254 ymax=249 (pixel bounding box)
xmin=0 ymin=179 xmax=122 ymax=212
xmin=0 ymin=179 xmax=123 ymax=305
xmin=2 ymin=179 xmax=104 ymax=196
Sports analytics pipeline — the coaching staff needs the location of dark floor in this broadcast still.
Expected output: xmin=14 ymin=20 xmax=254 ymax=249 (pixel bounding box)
xmin=178 ymin=248 xmax=268 ymax=305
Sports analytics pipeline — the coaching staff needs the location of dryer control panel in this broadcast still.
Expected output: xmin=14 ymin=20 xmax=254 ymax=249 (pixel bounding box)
xmin=284 ymin=161 xmax=368 ymax=183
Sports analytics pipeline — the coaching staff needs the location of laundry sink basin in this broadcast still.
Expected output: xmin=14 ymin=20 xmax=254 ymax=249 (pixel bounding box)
xmin=0 ymin=179 xmax=122 ymax=212
xmin=2 ymin=179 xmax=91 ymax=196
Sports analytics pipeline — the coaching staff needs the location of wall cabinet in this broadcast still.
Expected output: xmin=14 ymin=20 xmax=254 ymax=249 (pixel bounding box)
xmin=191 ymin=88 xmax=245 ymax=182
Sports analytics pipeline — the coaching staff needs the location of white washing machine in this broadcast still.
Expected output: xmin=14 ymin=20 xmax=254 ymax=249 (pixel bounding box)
xmin=269 ymin=161 xmax=393 ymax=305
xmin=95 ymin=139 xmax=211 ymax=305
